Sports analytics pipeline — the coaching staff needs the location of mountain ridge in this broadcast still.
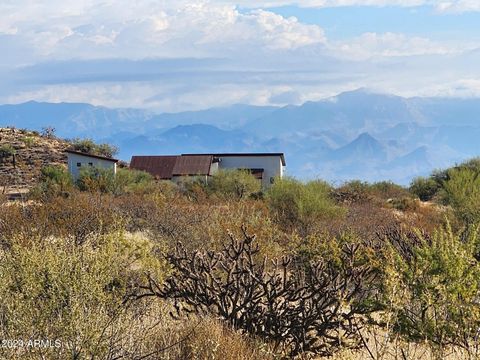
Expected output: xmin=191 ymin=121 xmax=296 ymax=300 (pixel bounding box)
xmin=2 ymin=90 xmax=480 ymax=184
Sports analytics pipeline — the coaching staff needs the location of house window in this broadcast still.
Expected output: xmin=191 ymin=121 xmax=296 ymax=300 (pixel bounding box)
xmin=88 ymin=162 xmax=93 ymax=166
xmin=77 ymin=162 xmax=81 ymax=167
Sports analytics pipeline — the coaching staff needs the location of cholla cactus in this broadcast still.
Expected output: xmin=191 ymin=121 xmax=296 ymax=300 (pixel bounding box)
xmin=140 ymin=227 xmax=377 ymax=357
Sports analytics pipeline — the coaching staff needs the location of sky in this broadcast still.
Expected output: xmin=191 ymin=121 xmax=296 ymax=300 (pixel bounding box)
xmin=1 ymin=0 xmax=480 ymax=112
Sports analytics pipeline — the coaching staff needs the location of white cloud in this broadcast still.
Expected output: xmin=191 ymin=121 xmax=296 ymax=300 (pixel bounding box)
xmin=0 ymin=0 xmax=479 ymax=110
xmin=226 ymin=0 xmax=432 ymax=9
xmin=0 ymin=1 xmax=326 ymax=63
xmin=435 ymin=1 xmax=480 ymax=13
xmin=229 ymin=0 xmax=480 ymax=12
xmin=332 ymin=32 xmax=463 ymax=59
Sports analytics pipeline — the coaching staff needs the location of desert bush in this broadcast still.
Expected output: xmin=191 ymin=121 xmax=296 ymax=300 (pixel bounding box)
xmin=335 ymin=180 xmax=409 ymax=205
xmin=410 ymin=176 xmax=440 ymax=201
xmin=175 ymin=317 xmax=274 ymax=360
xmin=113 ymin=168 xmax=154 ymax=195
xmin=370 ymin=181 xmax=409 ymax=200
xmin=0 ymin=144 xmax=16 ymax=159
xmin=69 ymin=138 xmax=118 ymax=158
xmin=439 ymin=167 xmax=480 ymax=223
xmin=267 ymin=177 xmax=345 ymax=234
xmin=0 ymin=192 xmax=123 ymax=246
xmin=77 ymin=166 xmax=116 ymax=193
xmin=29 ymin=165 xmax=73 ymax=199
xmin=0 ymin=231 xmax=168 ymax=359
xmin=389 ymin=197 xmax=420 ymax=212
xmin=333 ymin=180 xmax=372 ymax=204
xmin=208 ymin=169 xmax=262 ymax=199
xmin=142 ymin=228 xmax=377 ymax=358
xmin=20 ymin=136 xmax=36 ymax=147
xmin=382 ymin=223 xmax=480 ymax=358
xmin=176 ymin=177 xmax=209 ymax=202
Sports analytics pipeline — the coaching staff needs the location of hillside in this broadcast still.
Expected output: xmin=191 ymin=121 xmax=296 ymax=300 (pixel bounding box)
xmin=0 ymin=127 xmax=68 ymax=194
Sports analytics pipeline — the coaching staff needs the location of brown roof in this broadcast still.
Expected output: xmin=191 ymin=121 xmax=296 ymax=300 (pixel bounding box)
xmin=130 ymin=155 xmax=177 ymax=179
xmin=172 ymin=155 xmax=213 ymax=176
xmin=65 ymin=149 xmax=118 ymax=162
xmin=130 ymin=155 xmax=213 ymax=179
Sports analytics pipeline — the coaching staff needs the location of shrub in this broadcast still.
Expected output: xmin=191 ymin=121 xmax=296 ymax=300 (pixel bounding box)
xmin=333 ymin=180 xmax=372 ymax=204
xmin=143 ymin=228 xmax=377 ymax=358
xmin=439 ymin=167 xmax=480 ymax=223
xmin=370 ymin=181 xmax=409 ymax=200
xmin=114 ymin=168 xmax=154 ymax=195
xmin=29 ymin=165 xmax=74 ymax=199
xmin=76 ymin=166 xmax=116 ymax=193
xmin=69 ymin=138 xmax=118 ymax=158
xmin=382 ymin=224 xmax=480 ymax=357
xmin=0 ymin=231 xmax=168 ymax=359
xmin=389 ymin=197 xmax=420 ymax=212
xmin=0 ymin=144 xmax=16 ymax=159
xmin=410 ymin=176 xmax=439 ymax=201
xmin=267 ymin=177 xmax=345 ymax=234
xmin=21 ymin=136 xmax=36 ymax=147
xmin=208 ymin=169 xmax=261 ymax=199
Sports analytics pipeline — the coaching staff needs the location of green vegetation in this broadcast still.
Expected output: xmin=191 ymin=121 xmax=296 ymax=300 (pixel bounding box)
xmin=208 ymin=169 xmax=261 ymax=199
xmin=20 ymin=136 xmax=36 ymax=147
xmin=0 ymin=144 xmax=16 ymax=159
xmin=267 ymin=177 xmax=345 ymax=234
xmin=0 ymin=144 xmax=17 ymax=168
xmin=383 ymin=224 xmax=480 ymax=358
xmin=410 ymin=176 xmax=440 ymax=201
xmin=408 ymin=158 xmax=480 ymax=222
xmin=31 ymin=165 xmax=73 ymax=199
xmin=69 ymin=138 xmax=119 ymax=158
xmin=8 ymin=153 xmax=480 ymax=358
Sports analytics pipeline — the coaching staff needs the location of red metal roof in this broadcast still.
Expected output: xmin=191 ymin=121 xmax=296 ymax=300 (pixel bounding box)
xmin=172 ymin=155 xmax=213 ymax=176
xmin=130 ymin=156 xmax=177 ymax=179
xmin=130 ymin=155 xmax=213 ymax=178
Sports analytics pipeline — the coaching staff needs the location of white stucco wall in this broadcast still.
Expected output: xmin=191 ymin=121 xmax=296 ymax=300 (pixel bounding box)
xmin=217 ymin=155 xmax=284 ymax=188
xmin=67 ymin=153 xmax=117 ymax=180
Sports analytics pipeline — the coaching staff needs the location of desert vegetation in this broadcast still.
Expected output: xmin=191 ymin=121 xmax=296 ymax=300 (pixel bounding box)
xmin=3 ymin=155 xmax=480 ymax=358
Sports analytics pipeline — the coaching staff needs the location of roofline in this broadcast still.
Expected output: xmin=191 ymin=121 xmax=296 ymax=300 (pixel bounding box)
xmin=65 ymin=149 xmax=119 ymax=162
xmin=182 ymin=153 xmax=286 ymax=166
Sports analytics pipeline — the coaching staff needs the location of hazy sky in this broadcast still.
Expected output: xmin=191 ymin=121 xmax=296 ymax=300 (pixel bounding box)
xmin=1 ymin=0 xmax=480 ymax=111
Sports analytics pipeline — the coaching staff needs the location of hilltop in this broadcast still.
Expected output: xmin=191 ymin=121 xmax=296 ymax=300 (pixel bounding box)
xmin=0 ymin=127 xmax=68 ymax=194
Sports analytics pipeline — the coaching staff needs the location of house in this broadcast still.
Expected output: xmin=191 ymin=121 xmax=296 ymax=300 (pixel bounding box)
xmin=130 ymin=153 xmax=285 ymax=188
xmin=66 ymin=150 xmax=118 ymax=180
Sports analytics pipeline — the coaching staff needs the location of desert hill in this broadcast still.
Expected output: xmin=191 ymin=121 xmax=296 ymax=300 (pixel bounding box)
xmin=0 ymin=127 xmax=68 ymax=194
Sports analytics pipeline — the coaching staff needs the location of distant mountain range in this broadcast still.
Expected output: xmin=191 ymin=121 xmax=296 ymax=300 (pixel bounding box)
xmin=2 ymin=89 xmax=480 ymax=184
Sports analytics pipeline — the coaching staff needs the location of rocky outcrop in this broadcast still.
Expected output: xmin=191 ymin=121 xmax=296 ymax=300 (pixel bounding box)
xmin=0 ymin=127 xmax=68 ymax=193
